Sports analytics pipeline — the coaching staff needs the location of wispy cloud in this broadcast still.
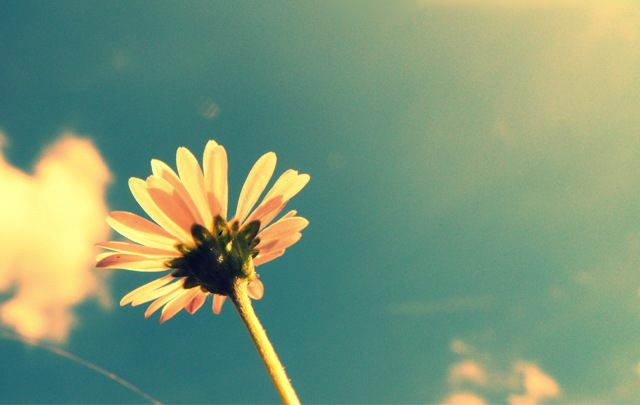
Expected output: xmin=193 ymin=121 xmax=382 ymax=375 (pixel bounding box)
xmin=0 ymin=133 xmax=112 ymax=342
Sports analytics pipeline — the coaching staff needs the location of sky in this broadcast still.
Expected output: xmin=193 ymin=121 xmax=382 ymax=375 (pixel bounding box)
xmin=1 ymin=0 xmax=640 ymax=403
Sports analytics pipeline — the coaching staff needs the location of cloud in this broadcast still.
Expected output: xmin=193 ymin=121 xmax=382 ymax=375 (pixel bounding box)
xmin=0 ymin=133 xmax=112 ymax=342
xmin=449 ymin=360 xmax=488 ymax=386
xmin=450 ymin=339 xmax=472 ymax=355
xmin=441 ymin=340 xmax=561 ymax=404
xmin=442 ymin=392 xmax=486 ymax=405
xmin=508 ymin=362 xmax=560 ymax=405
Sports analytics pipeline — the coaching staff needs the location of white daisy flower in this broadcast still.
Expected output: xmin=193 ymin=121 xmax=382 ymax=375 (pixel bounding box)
xmin=96 ymin=140 xmax=309 ymax=323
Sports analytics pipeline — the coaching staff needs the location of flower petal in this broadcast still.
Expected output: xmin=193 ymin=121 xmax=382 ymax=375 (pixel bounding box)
xmin=96 ymin=241 xmax=178 ymax=257
xmin=186 ymin=291 xmax=207 ymax=314
xmin=235 ymin=152 xmax=277 ymax=225
xmin=160 ymin=288 xmax=201 ymax=323
xmin=96 ymin=253 xmax=169 ymax=271
xmin=247 ymin=278 xmax=264 ymax=300
xmin=280 ymin=210 xmax=297 ymax=220
xmin=129 ymin=178 xmax=192 ymax=242
xmin=106 ymin=211 xmax=178 ymax=249
xmin=256 ymin=232 xmax=302 ymax=256
xmin=212 ymin=294 xmax=226 ymax=314
xmin=250 ymin=174 xmax=309 ymax=229
xmin=244 ymin=195 xmax=283 ymax=227
xmin=95 ymin=252 xmax=114 ymax=262
xmin=253 ymin=249 xmax=285 ymax=266
xmin=145 ymin=281 xmax=185 ymax=318
xmin=151 ymin=159 xmax=205 ymax=226
xmin=280 ymin=174 xmax=310 ymax=201
xmin=120 ymin=275 xmax=174 ymax=306
xmin=176 ymin=147 xmax=212 ymax=227
xmin=263 ymin=170 xmax=298 ymax=202
xmin=255 ymin=201 xmax=288 ymax=232
xmin=204 ymin=143 xmax=228 ymax=220
xmin=258 ymin=217 xmax=309 ymax=245
xmin=132 ymin=279 xmax=183 ymax=306
xmin=203 ymin=140 xmax=218 ymax=153
xmin=146 ymin=176 xmax=198 ymax=238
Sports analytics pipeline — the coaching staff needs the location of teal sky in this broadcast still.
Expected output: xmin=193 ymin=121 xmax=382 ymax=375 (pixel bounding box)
xmin=2 ymin=1 xmax=640 ymax=403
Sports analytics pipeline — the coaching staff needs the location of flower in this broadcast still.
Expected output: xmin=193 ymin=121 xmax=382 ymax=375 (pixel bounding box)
xmin=96 ymin=141 xmax=309 ymax=323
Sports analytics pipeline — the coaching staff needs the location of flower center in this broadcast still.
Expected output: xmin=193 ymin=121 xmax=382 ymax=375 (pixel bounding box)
xmin=165 ymin=215 xmax=260 ymax=296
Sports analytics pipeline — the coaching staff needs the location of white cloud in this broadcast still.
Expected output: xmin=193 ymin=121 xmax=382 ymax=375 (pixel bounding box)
xmin=508 ymin=362 xmax=560 ymax=405
xmin=0 ymin=133 xmax=112 ymax=342
xmin=449 ymin=360 xmax=488 ymax=386
xmin=442 ymin=392 xmax=486 ymax=405
xmin=441 ymin=340 xmax=561 ymax=404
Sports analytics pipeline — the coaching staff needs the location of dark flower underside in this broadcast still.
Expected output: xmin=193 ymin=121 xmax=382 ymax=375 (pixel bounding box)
xmin=166 ymin=215 xmax=260 ymax=296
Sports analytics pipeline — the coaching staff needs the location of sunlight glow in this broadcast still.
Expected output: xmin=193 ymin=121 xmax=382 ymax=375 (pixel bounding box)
xmin=417 ymin=0 xmax=632 ymax=8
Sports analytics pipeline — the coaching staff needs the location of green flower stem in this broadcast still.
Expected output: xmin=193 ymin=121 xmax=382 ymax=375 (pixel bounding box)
xmin=229 ymin=281 xmax=301 ymax=405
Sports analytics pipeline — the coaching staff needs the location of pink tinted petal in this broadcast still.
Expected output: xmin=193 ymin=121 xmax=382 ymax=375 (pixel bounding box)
xmin=203 ymin=140 xmax=219 ymax=160
xmin=131 ymin=280 xmax=183 ymax=306
xmin=96 ymin=253 xmax=169 ymax=271
xmin=106 ymin=211 xmax=178 ymax=249
xmin=258 ymin=217 xmax=309 ymax=244
xmin=151 ymin=159 xmax=205 ymax=226
xmin=254 ymin=174 xmax=308 ymax=229
xmin=145 ymin=282 xmax=185 ymax=318
xmin=243 ymin=195 xmax=283 ymax=227
xmin=254 ymin=201 xmax=287 ymax=231
xmin=204 ymin=144 xmax=228 ymax=220
xmin=96 ymin=241 xmax=177 ymax=257
xmin=280 ymin=210 xmax=297 ymax=220
xmin=256 ymin=233 xmax=302 ymax=256
xmin=129 ymin=178 xmax=191 ymax=242
xmin=212 ymin=294 xmax=227 ymax=314
xmin=176 ymin=147 xmax=212 ymax=227
xmin=235 ymin=152 xmax=277 ymax=225
xmin=263 ymin=170 xmax=298 ymax=201
xmin=281 ymin=174 xmax=310 ymax=201
xmin=250 ymin=174 xmax=307 ymax=230
xmin=253 ymin=249 xmax=285 ymax=266
xmin=120 ymin=275 xmax=174 ymax=306
xmin=186 ymin=291 xmax=207 ymax=314
xmin=264 ymin=170 xmax=310 ymax=208
xmin=95 ymin=252 xmax=113 ymax=262
xmin=247 ymin=278 xmax=264 ymax=300
xmin=147 ymin=176 xmax=197 ymax=237
xmin=160 ymin=288 xmax=200 ymax=323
